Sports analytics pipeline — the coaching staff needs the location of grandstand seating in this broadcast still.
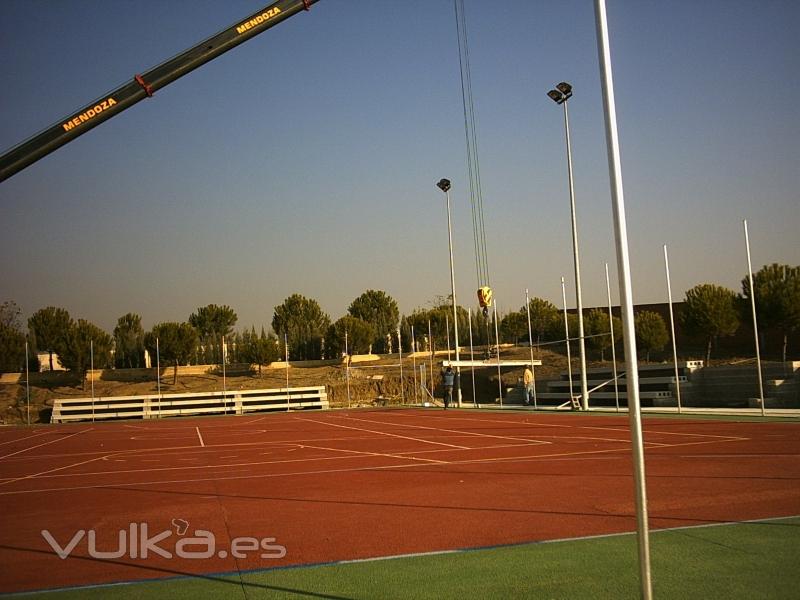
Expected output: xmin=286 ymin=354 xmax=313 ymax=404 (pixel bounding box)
xmin=50 ymin=386 xmax=328 ymax=423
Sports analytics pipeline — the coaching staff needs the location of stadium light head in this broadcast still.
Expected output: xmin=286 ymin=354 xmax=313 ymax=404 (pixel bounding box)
xmin=436 ymin=178 xmax=451 ymax=193
xmin=547 ymin=89 xmax=565 ymax=104
xmin=556 ymin=81 xmax=573 ymax=98
xmin=548 ymin=82 xmax=573 ymax=105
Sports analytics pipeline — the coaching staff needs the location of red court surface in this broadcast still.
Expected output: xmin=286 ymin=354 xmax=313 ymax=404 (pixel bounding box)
xmin=1 ymin=408 xmax=798 ymax=594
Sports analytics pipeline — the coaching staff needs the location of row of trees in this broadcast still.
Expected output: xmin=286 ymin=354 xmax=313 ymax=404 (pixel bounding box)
xmin=497 ymin=298 xmax=666 ymax=361
xmin=1 ymin=263 xmax=798 ymax=376
xmin=494 ymin=264 xmax=799 ymax=364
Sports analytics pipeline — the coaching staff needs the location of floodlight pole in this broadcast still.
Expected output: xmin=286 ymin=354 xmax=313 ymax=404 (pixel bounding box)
xmin=548 ymin=84 xmax=589 ymax=411
xmin=438 ymin=178 xmax=462 ymax=407
xmin=594 ymin=1 xmax=652 ymax=597
xmin=563 ymin=99 xmax=588 ymax=412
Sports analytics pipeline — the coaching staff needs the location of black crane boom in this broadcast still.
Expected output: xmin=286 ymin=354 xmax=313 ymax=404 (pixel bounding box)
xmin=0 ymin=0 xmax=319 ymax=182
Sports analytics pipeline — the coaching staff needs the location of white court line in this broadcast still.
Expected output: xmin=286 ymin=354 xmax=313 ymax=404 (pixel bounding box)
xmin=0 ymin=453 xmax=111 ymax=488
xmin=0 ymin=445 xmax=640 ymax=496
xmin=0 ymin=460 xmax=433 ymax=496
xmin=330 ymin=414 xmax=552 ymax=447
xmin=0 ymin=430 xmax=53 ymax=446
xmin=678 ymin=453 xmax=800 ymax=459
xmin=2 ymin=449 xmax=387 ymax=481
xmin=0 ymin=433 xmax=757 ymax=496
xmin=299 ymin=442 xmax=448 ymax=464
xmin=0 ymin=435 xmax=373 ymax=463
xmin=297 ymin=416 xmax=472 ymax=450
xmin=196 ymin=427 xmax=205 ymax=448
xmin=392 ymin=412 xmax=748 ymax=443
xmin=392 ymin=441 xmax=547 ymax=456
xmin=122 ymin=416 xmax=268 ymax=431
xmin=0 ymin=413 xmax=759 ymax=494
xmin=0 ymin=428 xmax=93 ymax=460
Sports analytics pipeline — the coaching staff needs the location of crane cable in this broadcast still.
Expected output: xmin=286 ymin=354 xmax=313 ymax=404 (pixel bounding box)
xmin=454 ymin=0 xmax=492 ymax=316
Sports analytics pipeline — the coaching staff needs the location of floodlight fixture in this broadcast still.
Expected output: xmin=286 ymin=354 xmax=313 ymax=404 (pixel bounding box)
xmin=547 ymin=89 xmax=565 ymax=105
xmin=436 ymin=178 xmax=451 ymax=193
xmin=547 ymin=82 xmax=573 ymax=105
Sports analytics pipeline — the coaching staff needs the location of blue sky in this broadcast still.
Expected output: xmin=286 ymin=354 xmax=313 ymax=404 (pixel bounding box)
xmin=1 ymin=0 xmax=798 ymax=333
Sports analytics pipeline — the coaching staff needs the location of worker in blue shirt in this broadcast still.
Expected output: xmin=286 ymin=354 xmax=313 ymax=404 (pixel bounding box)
xmin=442 ymin=366 xmax=455 ymax=410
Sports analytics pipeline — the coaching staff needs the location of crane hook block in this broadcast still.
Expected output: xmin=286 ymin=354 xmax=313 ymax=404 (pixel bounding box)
xmin=477 ymin=286 xmax=493 ymax=309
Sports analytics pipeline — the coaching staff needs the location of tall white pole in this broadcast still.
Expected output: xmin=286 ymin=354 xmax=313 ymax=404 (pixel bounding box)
xmin=525 ymin=288 xmax=538 ymax=409
xmin=156 ymin=337 xmax=162 ymax=418
xmin=605 ymin=263 xmax=620 ymax=412
xmin=284 ymin=333 xmax=290 ymax=411
xmin=562 ymin=99 xmax=589 ymax=411
xmin=446 ymin=314 xmax=451 ymax=362
xmin=445 ymin=187 xmax=463 ymax=407
xmin=90 ymin=340 xmax=95 ymax=423
xmin=561 ymin=277 xmax=574 ymax=406
xmin=468 ymin=307 xmax=477 ymax=407
xmin=663 ymin=245 xmax=682 ymax=413
xmin=25 ymin=340 xmax=30 ymax=426
xmin=398 ymin=326 xmax=405 ymax=405
xmin=428 ymin=319 xmax=434 ymax=398
xmin=222 ymin=335 xmax=227 ymax=413
xmin=493 ymin=302 xmax=502 ymax=407
xmin=594 ymin=2 xmax=652 ymax=596
xmin=345 ymin=329 xmax=351 ymax=409
xmin=743 ymin=219 xmax=765 ymax=415
xmin=411 ymin=325 xmax=418 ymax=405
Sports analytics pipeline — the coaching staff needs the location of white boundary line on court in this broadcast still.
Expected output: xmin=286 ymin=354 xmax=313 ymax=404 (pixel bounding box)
xmin=0 ymin=438 xmax=635 ymax=484
xmin=392 ymin=412 xmax=749 ymax=443
xmin=1 ymin=449 xmax=378 ymax=482
xmin=296 ymin=416 xmax=472 ymax=450
xmin=329 ymin=413 xmax=553 ymax=447
xmin=0 ymin=453 xmax=112 ymax=488
xmin=0 ymin=430 xmax=54 ymax=446
xmin=0 ymin=432 xmax=754 ymax=496
xmin=122 ymin=416 xmax=272 ymax=431
xmin=298 ymin=442 xmax=449 ymax=464
xmin=0 ymin=412 xmax=775 ymax=495
xmin=195 ymin=427 xmax=205 ymax=448
xmin=0 ymin=433 xmax=397 ymax=463
xmin=327 ymin=413 xmax=683 ymax=449
xmin=0 ymin=428 xmax=93 ymax=461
